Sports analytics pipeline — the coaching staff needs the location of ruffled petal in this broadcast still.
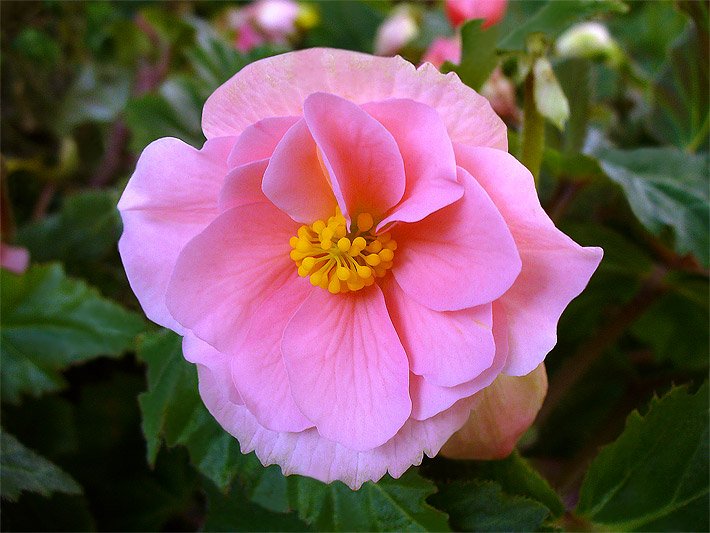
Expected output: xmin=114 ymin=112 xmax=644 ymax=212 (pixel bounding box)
xmin=303 ymin=93 xmax=405 ymax=223
xmin=262 ymin=119 xmax=335 ymax=224
xmin=409 ymin=301 xmax=509 ymax=420
xmin=196 ymin=354 xmax=475 ymax=490
xmin=231 ymin=279 xmax=314 ymax=433
xmin=118 ymin=136 xmax=235 ymax=332
xmin=362 ymin=99 xmax=463 ymax=230
xmin=183 ymin=334 xmax=244 ymax=406
xmin=203 ymin=48 xmax=506 ymax=150
xmin=440 ymin=363 xmax=547 ymax=460
xmin=219 ymin=159 xmax=269 ymax=211
xmin=381 ymin=276 xmax=495 ymax=387
xmin=454 ymin=145 xmax=603 ymax=375
xmin=392 ymin=166 xmax=521 ymax=311
xmin=165 ymin=203 xmax=299 ymax=354
xmin=281 ymin=286 xmax=411 ymax=451
xmin=227 ymin=116 xmax=300 ymax=168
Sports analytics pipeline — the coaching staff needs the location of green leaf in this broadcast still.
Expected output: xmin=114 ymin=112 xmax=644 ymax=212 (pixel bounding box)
xmin=647 ymin=21 xmax=709 ymax=151
xmin=305 ymin=1 xmax=384 ymax=53
xmin=288 ymin=469 xmax=450 ymax=532
xmin=499 ymin=0 xmax=628 ymax=51
xmin=203 ymin=478 xmax=311 ymax=532
xmin=136 ymin=330 xmax=247 ymax=490
xmin=17 ymin=190 xmax=121 ymax=271
xmin=577 ymin=384 xmax=709 ymax=531
xmin=1 ymin=430 xmax=82 ymax=502
xmin=0 ymin=264 xmax=145 ymax=403
xmin=429 ymin=479 xmax=550 ymax=532
xmin=441 ymin=19 xmax=499 ymax=91
xmin=596 ymin=147 xmax=709 ymax=266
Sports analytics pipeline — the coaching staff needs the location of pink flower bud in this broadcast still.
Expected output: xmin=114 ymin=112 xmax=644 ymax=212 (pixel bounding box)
xmin=445 ymin=0 xmax=508 ymax=28
xmin=0 ymin=243 xmax=30 ymax=275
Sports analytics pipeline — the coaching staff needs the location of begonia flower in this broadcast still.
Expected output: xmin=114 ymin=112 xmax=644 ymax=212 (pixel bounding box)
xmin=445 ymin=0 xmax=508 ymax=29
xmin=118 ymin=48 xmax=602 ymax=489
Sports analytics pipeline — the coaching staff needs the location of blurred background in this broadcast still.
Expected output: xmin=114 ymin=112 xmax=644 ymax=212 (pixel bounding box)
xmin=1 ymin=1 xmax=707 ymax=531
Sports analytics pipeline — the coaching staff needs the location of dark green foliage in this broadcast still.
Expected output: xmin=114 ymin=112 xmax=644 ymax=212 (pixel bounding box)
xmin=441 ymin=19 xmax=499 ymax=91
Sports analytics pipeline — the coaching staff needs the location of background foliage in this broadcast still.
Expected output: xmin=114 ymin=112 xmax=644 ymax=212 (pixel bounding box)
xmin=1 ymin=1 xmax=707 ymax=531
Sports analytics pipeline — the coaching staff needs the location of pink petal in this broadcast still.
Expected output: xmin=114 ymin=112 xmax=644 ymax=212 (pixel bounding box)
xmin=303 ymin=93 xmax=405 ymax=223
xmin=381 ymin=276 xmax=495 ymax=387
xmin=409 ymin=301 xmax=509 ymax=420
xmin=361 ymin=99 xmax=463 ymax=230
xmin=421 ymin=36 xmax=461 ymax=69
xmin=281 ymin=286 xmax=411 ymax=451
xmin=454 ymin=146 xmax=603 ymax=375
xmin=196 ymin=355 xmax=476 ymax=489
xmin=183 ymin=334 xmax=244 ymax=406
xmin=0 ymin=243 xmax=30 ymax=274
xmin=165 ymin=203 xmax=299 ymax=354
xmin=202 ymin=48 xmax=506 ymax=150
xmin=219 ymin=159 xmax=269 ymax=211
xmin=261 ymin=119 xmax=335 ymax=224
xmin=445 ymin=0 xmax=508 ymax=28
xmin=393 ymin=166 xmax=521 ymax=312
xmin=118 ymin=137 xmax=235 ymax=332
xmin=440 ymin=363 xmax=547 ymax=460
xmin=231 ymin=279 xmax=314 ymax=432
xmin=227 ymin=116 xmax=299 ymax=168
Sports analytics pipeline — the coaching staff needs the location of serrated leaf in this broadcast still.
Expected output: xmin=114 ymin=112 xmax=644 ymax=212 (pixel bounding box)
xmin=429 ymin=479 xmax=550 ymax=532
xmin=577 ymin=384 xmax=709 ymax=531
xmin=288 ymin=469 xmax=450 ymax=532
xmin=203 ymin=478 xmax=311 ymax=532
xmin=17 ymin=190 xmax=121 ymax=270
xmin=0 ymin=264 xmax=145 ymax=403
xmin=441 ymin=19 xmax=499 ymax=91
xmin=136 ymin=330 xmax=248 ymax=490
xmin=499 ymin=0 xmax=628 ymax=51
xmin=596 ymin=147 xmax=709 ymax=266
xmin=647 ymin=20 xmax=709 ymax=151
xmin=1 ymin=430 xmax=82 ymax=502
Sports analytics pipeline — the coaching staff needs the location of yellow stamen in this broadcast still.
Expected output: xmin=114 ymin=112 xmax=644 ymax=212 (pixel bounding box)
xmin=288 ymin=206 xmax=397 ymax=294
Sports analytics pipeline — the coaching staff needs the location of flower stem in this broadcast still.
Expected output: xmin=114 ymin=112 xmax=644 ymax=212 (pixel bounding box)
xmin=520 ymin=69 xmax=545 ymax=184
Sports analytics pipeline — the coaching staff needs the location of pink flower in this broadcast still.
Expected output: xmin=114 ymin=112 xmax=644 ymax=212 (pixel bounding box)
xmin=118 ymin=49 xmax=602 ymax=489
xmin=421 ymin=36 xmax=461 ymax=69
xmin=374 ymin=5 xmax=419 ymax=56
xmin=0 ymin=243 xmax=29 ymax=274
xmin=229 ymin=0 xmax=300 ymax=53
xmin=445 ymin=0 xmax=508 ymax=28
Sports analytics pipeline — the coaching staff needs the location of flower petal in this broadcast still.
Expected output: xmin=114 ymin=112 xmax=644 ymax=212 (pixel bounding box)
xmin=454 ymin=145 xmax=603 ymax=375
xmin=196 ymin=354 xmax=475 ymax=490
xmin=231 ymin=279 xmax=314 ymax=433
xmin=440 ymin=363 xmax=547 ymax=460
xmin=227 ymin=116 xmax=300 ymax=168
xmin=262 ymin=119 xmax=335 ymax=224
xmin=361 ymin=99 xmax=463 ymax=229
xmin=219 ymin=159 xmax=269 ymax=211
xmin=409 ymin=301 xmax=509 ymax=420
xmin=281 ymin=286 xmax=411 ymax=451
xmin=203 ymin=49 xmax=506 ymax=150
xmin=183 ymin=334 xmax=244 ymax=406
xmin=118 ymin=137 xmax=235 ymax=332
xmin=303 ymin=92 xmax=405 ymax=223
xmin=393 ymin=166 xmax=521 ymax=311
xmin=381 ymin=276 xmax=495 ymax=387
xmin=165 ymin=203 xmax=298 ymax=354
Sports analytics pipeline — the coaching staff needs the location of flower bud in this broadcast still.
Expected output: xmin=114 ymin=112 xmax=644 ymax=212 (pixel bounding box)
xmin=445 ymin=0 xmax=508 ymax=29
xmin=556 ymin=22 xmax=623 ymax=66
xmin=374 ymin=5 xmax=419 ymax=56
xmin=421 ymin=36 xmax=461 ymax=69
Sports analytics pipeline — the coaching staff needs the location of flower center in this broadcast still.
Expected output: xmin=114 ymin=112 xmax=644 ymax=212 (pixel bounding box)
xmin=289 ymin=207 xmax=397 ymax=294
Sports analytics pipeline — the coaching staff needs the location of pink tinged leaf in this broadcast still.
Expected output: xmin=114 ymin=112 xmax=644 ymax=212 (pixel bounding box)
xmin=281 ymin=286 xmax=412 ymax=451
xmin=454 ymin=145 xmax=603 ymax=375
xmin=303 ymin=92 xmax=406 ymax=223
xmin=261 ymin=119 xmax=335 ymax=224
xmin=440 ymin=363 xmax=547 ymax=460
xmin=381 ymin=276 xmax=495 ymax=387
xmin=393 ymin=166 xmax=521 ymax=312
xmin=361 ymin=98 xmax=463 ymax=230
xmin=165 ymin=203 xmax=299 ymax=355
xmin=117 ymin=136 xmax=235 ymax=333
xmin=231 ymin=279 xmax=315 ymax=432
